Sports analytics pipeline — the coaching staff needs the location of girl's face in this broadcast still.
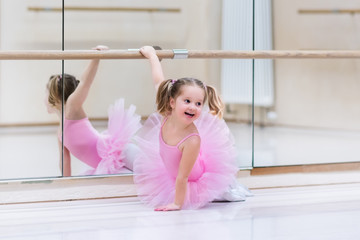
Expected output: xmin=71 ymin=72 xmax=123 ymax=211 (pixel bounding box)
xmin=170 ymin=85 xmax=205 ymax=123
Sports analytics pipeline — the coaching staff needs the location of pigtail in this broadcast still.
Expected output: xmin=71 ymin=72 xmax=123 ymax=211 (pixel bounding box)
xmin=156 ymin=79 xmax=173 ymax=116
xmin=47 ymin=75 xmax=61 ymax=107
xmin=206 ymin=85 xmax=224 ymax=119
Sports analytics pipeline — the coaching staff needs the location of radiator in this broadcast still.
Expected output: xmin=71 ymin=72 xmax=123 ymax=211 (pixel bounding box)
xmin=221 ymin=0 xmax=274 ymax=107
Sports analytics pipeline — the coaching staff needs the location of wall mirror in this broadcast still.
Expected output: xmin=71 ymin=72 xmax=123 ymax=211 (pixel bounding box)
xmin=1 ymin=0 xmax=358 ymax=181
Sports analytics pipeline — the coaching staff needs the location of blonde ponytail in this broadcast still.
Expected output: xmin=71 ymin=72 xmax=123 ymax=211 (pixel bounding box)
xmin=156 ymin=79 xmax=173 ymax=116
xmin=206 ymin=85 xmax=224 ymax=119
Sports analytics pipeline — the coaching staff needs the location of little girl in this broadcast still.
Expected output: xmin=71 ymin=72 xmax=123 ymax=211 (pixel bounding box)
xmin=45 ymin=45 xmax=141 ymax=176
xmin=133 ymin=46 xmax=249 ymax=211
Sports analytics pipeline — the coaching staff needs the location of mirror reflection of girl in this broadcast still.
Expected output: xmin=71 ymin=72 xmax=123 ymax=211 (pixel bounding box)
xmin=134 ymin=46 xmax=251 ymax=211
xmin=45 ymin=45 xmax=141 ymax=176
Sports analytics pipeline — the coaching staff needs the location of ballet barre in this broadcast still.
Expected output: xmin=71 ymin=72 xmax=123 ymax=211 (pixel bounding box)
xmin=28 ymin=6 xmax=181 ymax=13
xmin=298 ymin=9 xmax=360 ymax=14
xmin=1 ymin=50 xmax=360 ymax=60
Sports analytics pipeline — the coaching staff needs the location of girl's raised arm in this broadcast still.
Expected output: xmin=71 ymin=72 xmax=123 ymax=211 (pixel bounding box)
xmin=140 ymin=46 xmax=165 ymax=90
xmin=65 ymin=45 xmax=109 ymax=119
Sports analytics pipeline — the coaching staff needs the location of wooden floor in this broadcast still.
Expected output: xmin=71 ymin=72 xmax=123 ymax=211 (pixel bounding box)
xmin=0 ymin=183 xmax=359 ymax=240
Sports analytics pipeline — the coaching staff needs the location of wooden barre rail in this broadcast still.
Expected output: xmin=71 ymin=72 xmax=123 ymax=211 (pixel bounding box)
xmin=28 ymin=6 xmax=181 ymax=13
xmin=299 ymin=9 xmax=360 ymax=14
xmin=1 ymin=50 xmax=360 ymax=60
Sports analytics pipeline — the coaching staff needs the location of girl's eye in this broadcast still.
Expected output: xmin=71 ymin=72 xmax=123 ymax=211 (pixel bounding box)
xmin=185 ymin=99 xmax=190 ymax=103
xmin=196 ymin=102 xmax=202 ymax=106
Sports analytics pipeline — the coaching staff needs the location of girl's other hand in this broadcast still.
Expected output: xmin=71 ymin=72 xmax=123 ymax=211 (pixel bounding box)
xmin=154 ymin=203 xmax=181 ymax=211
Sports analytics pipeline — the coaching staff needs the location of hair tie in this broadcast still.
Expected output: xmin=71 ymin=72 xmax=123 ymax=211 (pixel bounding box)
xmin=171 ymin=79 xmax=177 ymax=85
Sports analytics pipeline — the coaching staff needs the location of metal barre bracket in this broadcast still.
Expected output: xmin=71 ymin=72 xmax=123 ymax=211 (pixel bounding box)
xmin=172 ymin=49 xmax=188 ymax=59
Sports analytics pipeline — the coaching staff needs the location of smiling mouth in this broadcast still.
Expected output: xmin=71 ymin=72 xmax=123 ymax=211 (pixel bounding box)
xmin=185 ymin=112 xmax=195 ymax=117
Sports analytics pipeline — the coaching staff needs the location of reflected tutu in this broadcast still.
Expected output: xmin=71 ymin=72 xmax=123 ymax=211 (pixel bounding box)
xmin=86 ymin=98 xmax=141 ymax=175
xmin=133 ymin=111 xmax=239 ymax=209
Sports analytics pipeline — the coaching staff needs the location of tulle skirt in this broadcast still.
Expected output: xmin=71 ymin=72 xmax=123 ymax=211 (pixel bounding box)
xmin=85 ymin=98 xmax=142 ymax=175
xmin=133 ymin=111 xmax=240 ymax=209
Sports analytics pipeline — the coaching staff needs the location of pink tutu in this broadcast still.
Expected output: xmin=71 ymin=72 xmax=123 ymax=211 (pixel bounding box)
xmin=86 ymin=99 xmax=141 ymax=175
xmin=133 ymin=111 xmax=239 ymax=209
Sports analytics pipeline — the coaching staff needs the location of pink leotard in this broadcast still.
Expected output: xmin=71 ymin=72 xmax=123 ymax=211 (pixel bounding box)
xmin=56 ymin=99 xmax=141 ymax=175
xmin=159 ymin=119 xmax=204 ymax=181
xmin=61 ymin=117 xmax=102 ymax=168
